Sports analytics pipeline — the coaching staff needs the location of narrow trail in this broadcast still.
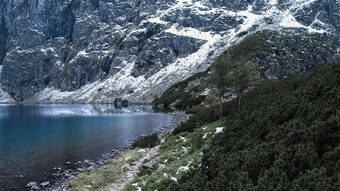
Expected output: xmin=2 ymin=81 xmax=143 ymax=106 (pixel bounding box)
xmin=108 ymin=145 xmax=161 ymax=191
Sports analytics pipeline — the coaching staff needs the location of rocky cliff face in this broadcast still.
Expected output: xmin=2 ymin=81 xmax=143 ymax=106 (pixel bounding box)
xmin=0 ymin=0 xmax=339 ymax=103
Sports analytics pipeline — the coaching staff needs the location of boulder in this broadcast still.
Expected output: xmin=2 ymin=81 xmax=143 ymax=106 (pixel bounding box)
xmin=31 ymin=185 xmax=39 ymax=190
xmin=40 ymin=181 xmax=50 ymax=187
xmin=142 ymin=157 xmax=160 ymax=169
xmin=26 ymin=182 xmax=37 ymax=188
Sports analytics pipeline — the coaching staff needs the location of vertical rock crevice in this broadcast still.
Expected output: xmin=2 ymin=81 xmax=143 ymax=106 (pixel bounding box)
xmin=0 ymin=16 xmax=7 ymax=66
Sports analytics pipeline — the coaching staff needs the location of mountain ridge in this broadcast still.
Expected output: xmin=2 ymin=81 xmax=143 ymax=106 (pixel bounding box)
xmin=0 ymin=0 xmax=339 ymax=103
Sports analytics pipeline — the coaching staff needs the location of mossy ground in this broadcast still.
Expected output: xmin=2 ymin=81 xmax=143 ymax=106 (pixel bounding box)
xmin=68 ymin=148 xmax=155 ymax=191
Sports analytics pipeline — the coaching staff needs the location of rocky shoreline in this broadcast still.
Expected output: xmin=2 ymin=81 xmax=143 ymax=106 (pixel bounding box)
xmin=25 ymin=111 xmax=190 ymax=191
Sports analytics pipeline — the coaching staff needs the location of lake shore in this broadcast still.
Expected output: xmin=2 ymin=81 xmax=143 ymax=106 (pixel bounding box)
xmin=25 ymin=111 xmax=190 ymax=191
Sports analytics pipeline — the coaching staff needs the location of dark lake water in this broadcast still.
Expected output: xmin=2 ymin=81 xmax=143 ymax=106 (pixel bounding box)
xmin=0 ymin=104 xmax=173 ymax=190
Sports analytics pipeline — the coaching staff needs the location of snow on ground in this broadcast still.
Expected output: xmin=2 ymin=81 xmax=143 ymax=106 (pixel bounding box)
xmin=29 ymin=0 xmax=330 ymax=103
xmin=165 ymin=24 xmax=221 ymax=41
xmin=182 ymin=146 xmax=188 ymax=154
xmin=147 ymin=17 xmax=168 ymax=25
xmin=138 ymin=149 xmax=146 ymax=153
xmin=176 ymin=161 xmax=192 ymax=174
xmin=280 ymin=11 xmax=307 ymax=28
xmin=215 ymin=127 xmax=224 ymax=134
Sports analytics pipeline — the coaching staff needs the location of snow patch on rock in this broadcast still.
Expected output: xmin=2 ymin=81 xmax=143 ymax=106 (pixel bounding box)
xmin=0 ymin=66 xmax=15 ymax=103
xmin=215 ymin=127 xmax=224 ymax=134
xmin=176 ymin=161 xmax=192 ymax=174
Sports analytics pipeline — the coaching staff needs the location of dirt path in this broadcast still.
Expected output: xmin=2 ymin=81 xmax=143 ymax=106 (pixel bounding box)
xmin=108 ymin=145 xmax=161 ymax=191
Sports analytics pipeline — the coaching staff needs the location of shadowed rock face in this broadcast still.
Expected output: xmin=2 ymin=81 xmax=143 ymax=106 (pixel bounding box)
xmin=0 ymin=20 xmax=6 ymax=66
xmin=0 ymin=0 xmax=339 ymax=102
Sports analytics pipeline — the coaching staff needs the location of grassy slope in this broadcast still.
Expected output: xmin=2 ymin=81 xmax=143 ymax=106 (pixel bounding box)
xmin=124 ymin=121 xmax=224 ymax=191
xmin=68 ymin=149 xmax=149 ymax=191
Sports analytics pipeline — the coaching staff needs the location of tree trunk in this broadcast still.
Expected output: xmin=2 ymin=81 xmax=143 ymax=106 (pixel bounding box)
xmin=238 ymin=94 xmax=242 ymax=108
xmin=220 ymin=97 xmax=223 ymax=121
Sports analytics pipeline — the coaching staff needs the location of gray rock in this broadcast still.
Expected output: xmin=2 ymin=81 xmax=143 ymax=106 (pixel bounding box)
xmin=96 ymin=161 xmax=104 ymax=166
xmin=40 ymin=181 xmax=50 ymax=187
xmin=87 ymin=166 xmax=95 ymax=172
xmin=248 ymin=30 xmax=340 ymax=78
xmin=67 ymin=175 xmax=76 ymax=181
xmin=53 ymin=167 xmax=62 ymax=171
xmin=26 ymin=182 xmax=37 ymax=188
xmin=76 ymin=168 xmax=85 ymax=172
xmin=72 ymin=171 xmax=81 ymax=176
xmin=142 ymin=157 xmax=160 ymax=169
xmin=31 ymin=185 xmax=39 ymax=190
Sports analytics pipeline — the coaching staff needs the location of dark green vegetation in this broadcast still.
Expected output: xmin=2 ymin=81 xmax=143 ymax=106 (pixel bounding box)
xmin=154 ymin=70 xmax=210 ymax=109
xmin=154 ymin=31 xmax=340 ymax=110
xmin=172 ymin=108 xmax=217 ymax=135
xmin=132 ymin=133 xmax=160 ymax=148
xmin=125 ymin=120 xmax=225 ymax=191
xmin=150 ymin=30 xmax=340 ymax=190
xmin=167 ymin=61 xmax=340 ymax=190
xmin=210 ymin=57 xmax=260 ymax=121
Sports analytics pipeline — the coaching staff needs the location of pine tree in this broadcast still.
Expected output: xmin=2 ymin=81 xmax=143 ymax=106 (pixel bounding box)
xmin=209 ymin=56 xmax=235 ymax=120
xmin=233 ymin=61 xmax=259 ymax=108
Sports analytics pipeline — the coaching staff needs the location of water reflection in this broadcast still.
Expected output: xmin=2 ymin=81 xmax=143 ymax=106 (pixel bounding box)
xmin=0 ymin=104 xmax=156 ymax=118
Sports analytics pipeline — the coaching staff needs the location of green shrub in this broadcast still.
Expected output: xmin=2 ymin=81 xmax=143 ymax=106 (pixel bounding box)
xmin=189 ymin=131 xmax=204 ymax=153
xmin=173 ymin=104 xmax=219 ymax=135
xmin=170 ymin=62 xmax=340 ymax=190
xmin=132 ymin=133 xmax=160 ymax=148
xmin=154 ymin=71 xmax=209 ymax=108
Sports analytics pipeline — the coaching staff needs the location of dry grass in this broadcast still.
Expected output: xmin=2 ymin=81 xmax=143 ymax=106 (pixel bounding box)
xmin=68 ymin=148 xmax=151 ymax=191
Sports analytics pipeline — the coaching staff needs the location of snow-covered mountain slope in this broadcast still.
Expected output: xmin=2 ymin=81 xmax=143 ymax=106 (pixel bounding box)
xmin=0 ymin=87 xmax=15 ymax=103
xmin=0 ymin=0 xmax=339 ymax=103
